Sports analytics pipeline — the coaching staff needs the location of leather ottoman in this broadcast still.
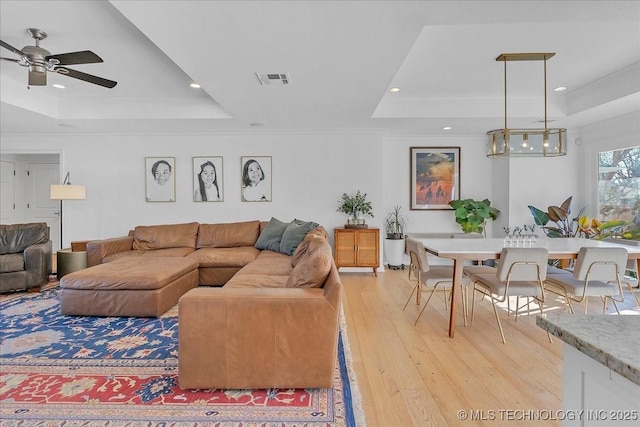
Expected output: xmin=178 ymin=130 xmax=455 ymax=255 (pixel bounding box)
xmin=59 ymin=257 xmax=199 ymax=317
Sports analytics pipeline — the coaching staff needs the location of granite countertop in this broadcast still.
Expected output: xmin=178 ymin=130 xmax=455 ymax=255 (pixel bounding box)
xmin=536 ymin=313 xmax=640 ymax=386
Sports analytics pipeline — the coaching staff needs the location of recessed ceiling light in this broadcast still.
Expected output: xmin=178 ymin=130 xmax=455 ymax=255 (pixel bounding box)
xmin=52 ymin=84 xmax=65 ymax=89
xmin=389 ymin=87 xmax=400 ymax=93
xmin=554 ymin=86 xmax=567 ymax=92
xmin=442 ymin=126 xmax=452 ymax=130
xmin=190 ymin=83 xmax=201 ymax=88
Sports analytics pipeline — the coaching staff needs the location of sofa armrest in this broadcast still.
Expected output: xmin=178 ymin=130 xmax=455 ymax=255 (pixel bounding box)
xmin=24 ymin=241 xmax=52 ymax=288
xmin=179 ymin=287 xmax=340 ymax=389
xmin=86 ymin=236 xmax=134 ymax=267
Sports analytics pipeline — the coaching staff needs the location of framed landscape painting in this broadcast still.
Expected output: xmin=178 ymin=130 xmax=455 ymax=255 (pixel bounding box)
xmin=193 ymin=156 xmax=224 ymax=202
xmin=410 ymin=147 xmax=460 ymax=210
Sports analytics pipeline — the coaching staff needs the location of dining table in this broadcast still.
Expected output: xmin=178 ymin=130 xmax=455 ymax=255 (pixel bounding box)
xmin=417 ymin=237 xmax=640 ymax=338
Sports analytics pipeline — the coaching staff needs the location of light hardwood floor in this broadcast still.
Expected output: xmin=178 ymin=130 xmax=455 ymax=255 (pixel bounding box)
xmin=340 ymin=268 xmax=639 ymax=426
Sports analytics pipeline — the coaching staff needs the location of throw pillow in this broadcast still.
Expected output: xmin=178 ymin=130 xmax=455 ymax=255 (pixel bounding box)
xmin=254 ymin=217 xmax=289 ymax=251
xmin=291 ymin=238 xmax=311 ymax=267
xmin=286 ymin=241 xmax=332 ymax=288
xmin=291 ymin=234 xmax=325 ymax=267
xmin=279 ymin=219 xmax=319 ymax=256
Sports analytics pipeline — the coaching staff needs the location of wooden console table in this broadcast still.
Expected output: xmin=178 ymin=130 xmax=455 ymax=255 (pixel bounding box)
xmin=334 ymin=227 xmax=379 ymax=276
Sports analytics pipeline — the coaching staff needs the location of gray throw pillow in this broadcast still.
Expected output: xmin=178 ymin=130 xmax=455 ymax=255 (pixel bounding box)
xmin=279 ymin=219 xmax=319 ymax=256
xmin=254 ymin=217 xmax=289 ymax=251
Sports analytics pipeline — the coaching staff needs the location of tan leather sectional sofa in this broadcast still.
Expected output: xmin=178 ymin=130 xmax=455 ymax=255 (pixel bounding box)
xmin=83 ymin=220 xmax=342 ymax=389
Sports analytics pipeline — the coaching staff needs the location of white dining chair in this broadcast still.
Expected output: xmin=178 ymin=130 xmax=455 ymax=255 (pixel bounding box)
xmin=466 ymin=247 xmax=550 ymax=344
xmin=403 ymin=237 xmax=469 ymax=326
xmin=620 ymin=259 xmax=640 ymax=308
xmin=544 ymin=247 xmax=627 ymax=314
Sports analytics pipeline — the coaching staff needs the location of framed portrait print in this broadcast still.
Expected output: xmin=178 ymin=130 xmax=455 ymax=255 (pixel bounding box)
xmin=241 ymin=156 xmax=272 ymax=202
xmin=410 ymin=147 xmax=460 ymax=210
xmin=193 ymin=157 xmax=224 ymax=202
xmin=145 ymin=157 xmax=176 ymax=202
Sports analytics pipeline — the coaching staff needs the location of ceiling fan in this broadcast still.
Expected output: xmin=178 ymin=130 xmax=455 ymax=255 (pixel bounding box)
xmin=0 ymin=28 xmax=117 ymax=88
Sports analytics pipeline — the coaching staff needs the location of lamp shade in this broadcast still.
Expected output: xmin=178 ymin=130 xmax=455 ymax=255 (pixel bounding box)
xmin=50 ymin=184 xmax=87 ymax=200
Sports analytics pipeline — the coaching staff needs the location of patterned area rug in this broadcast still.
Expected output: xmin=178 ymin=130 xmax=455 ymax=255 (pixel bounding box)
xmin=0 ymin=287 xmax=363 ymax=426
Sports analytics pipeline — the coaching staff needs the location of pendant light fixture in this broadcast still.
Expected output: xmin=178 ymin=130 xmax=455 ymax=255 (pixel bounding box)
xmin=487 ymin=53 xmax=567 ymax=158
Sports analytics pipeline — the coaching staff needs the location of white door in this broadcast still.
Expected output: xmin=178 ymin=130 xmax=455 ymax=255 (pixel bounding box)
xmin=26 ymin=163 xmax=61 ymax=250
xmin=0 ymin=160 xmax=16 ymax=224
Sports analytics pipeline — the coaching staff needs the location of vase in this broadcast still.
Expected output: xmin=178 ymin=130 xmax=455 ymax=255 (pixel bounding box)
xmin=345 ymin=215 xmax=367 ymax=229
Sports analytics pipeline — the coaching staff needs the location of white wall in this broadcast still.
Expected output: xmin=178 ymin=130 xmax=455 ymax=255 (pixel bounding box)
xmin=1 ymin=132 xmax=384 ymax=248
xmin=382 ymin=133 xmax=581 ymax=239
xmin=382 ymin=136 xmax=496 ymax=235
xmin=502 ymin=131 xmax=580 ymax=237
xmin=6 ymin=116 xmax=633 ymax=260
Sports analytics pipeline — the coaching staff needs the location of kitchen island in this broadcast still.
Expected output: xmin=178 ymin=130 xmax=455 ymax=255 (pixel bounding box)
xmin=537 ymin=313 xmax=639 ymax=426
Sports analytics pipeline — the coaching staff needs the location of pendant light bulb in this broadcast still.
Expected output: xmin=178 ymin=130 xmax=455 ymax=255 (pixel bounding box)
xmin=543 ymin=131 xmax=549 ymax=148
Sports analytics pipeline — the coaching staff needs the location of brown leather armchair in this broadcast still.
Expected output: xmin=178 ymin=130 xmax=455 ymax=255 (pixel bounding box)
xmin=0 ymin=223 xmax=52 ymax=293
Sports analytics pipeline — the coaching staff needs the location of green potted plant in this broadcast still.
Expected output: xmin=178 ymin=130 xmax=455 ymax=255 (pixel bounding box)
xmin=449 ymin=198 xmax=499 ymax=236
xmin=384 ymin=205 xmax=407 ymax=269
xmin=337 ymin=190 xmax=374 ymax=228
xmin=528 ymin=196 xmax=634 ymax=239
xmin=385 ymin=205 xmax=406 ymax=239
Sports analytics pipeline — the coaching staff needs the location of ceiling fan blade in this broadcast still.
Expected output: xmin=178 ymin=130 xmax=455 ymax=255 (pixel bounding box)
xmin=0 ymin=39 xmax=27 ymax=57
xmin=55 ymin=66 xmax=117 ymax=89
xmin=0 ymin=56 xmax=20 ymax=63
xmin=46 ymin=50 xmax=103 ymax=65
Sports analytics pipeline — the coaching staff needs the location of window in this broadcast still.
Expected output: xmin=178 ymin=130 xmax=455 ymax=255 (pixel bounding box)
xmin=598 ymin=146 xmax=640 ymax=240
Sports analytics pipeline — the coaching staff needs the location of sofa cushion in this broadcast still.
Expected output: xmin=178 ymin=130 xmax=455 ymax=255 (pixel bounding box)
xmin=104 ymin=247 xmax=196 ymax=263
xmin=197 ymin=220 xmax=261 ymax=248
xmin=225 ymin=274 xmax=289 ymax=289
xmin=60 ymin=257 xmax=199 ymax=291
xmin=187 ymin=247 xmax=260 ymax=268
xmin=0 ymin=253 xmax=24 ymax=273
xmin=132 ymin=222 xmax=199 ymax=251
xmin=102 ymin=250 xmax=145 ymax=263
xmin=291 ymin=227 xmax=329 ymax=267
xmin=236 ymin=250 xmax=294 ymax=276
xmin=0 ymin=223 xmax=49 ymax=255
xmin=254 ymin=217 xmax=289 ymax=251
xmin=286 ymin=241 xmax=332 ymax=288
xmin=280 ymin=219 xmax=319 ymax=256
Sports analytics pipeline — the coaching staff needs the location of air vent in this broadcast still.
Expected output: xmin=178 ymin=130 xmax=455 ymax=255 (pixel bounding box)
xmin=255 ymin=72 xmax=291 ymax=85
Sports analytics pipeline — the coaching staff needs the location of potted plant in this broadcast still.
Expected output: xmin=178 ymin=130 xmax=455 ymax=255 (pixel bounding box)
xmin=384 ymin=205 xmax=407 ymax=269
xmin=385 ymin=205 xmax=406 ymax=239
xmin=529 ymin=196 xmax=634 ymax=239
xmin=449 ymin=198 xmax=499 ymax=236
xmin=337 ymin=190 xmax=374 ymax=228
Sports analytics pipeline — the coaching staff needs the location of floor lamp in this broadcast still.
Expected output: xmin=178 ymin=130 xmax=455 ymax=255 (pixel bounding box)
xmin=50 ymin=172 xmax=87 ymax=250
